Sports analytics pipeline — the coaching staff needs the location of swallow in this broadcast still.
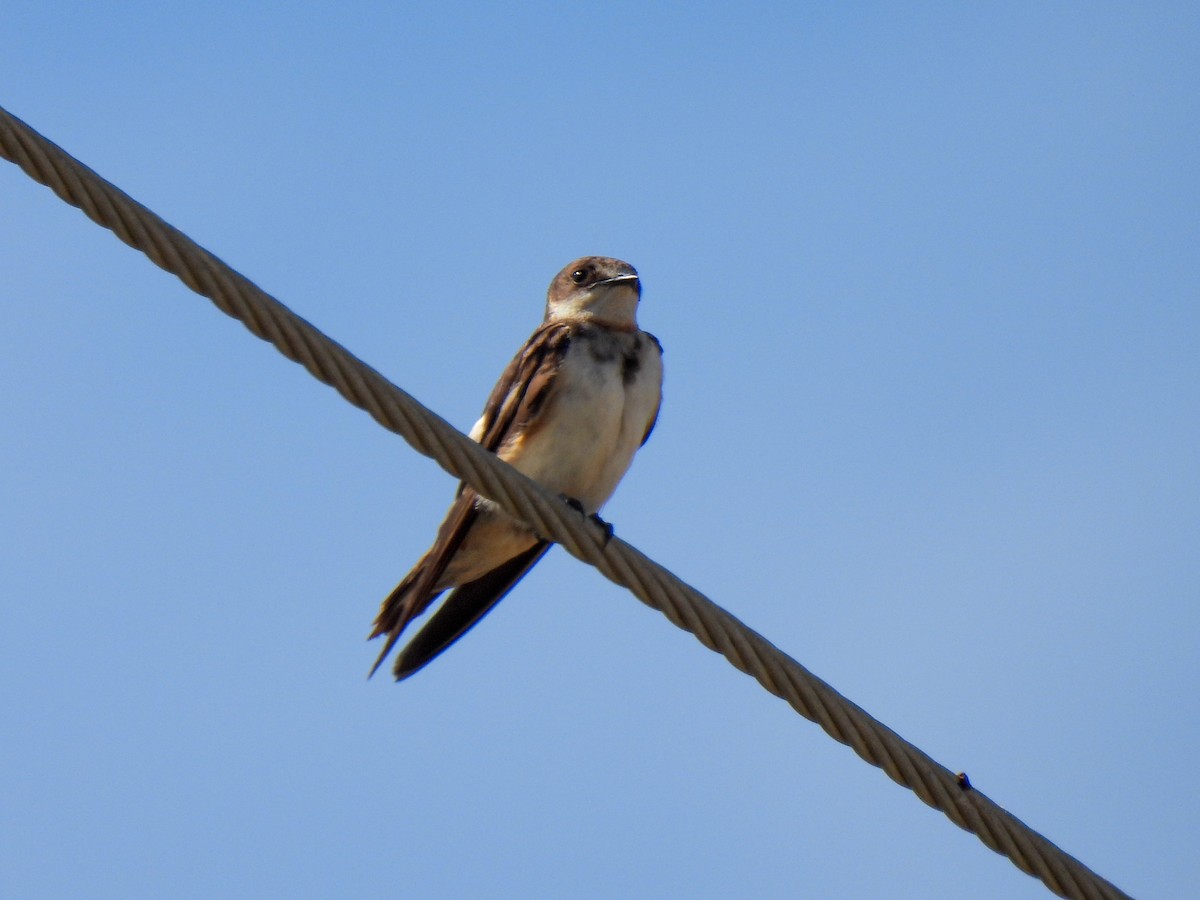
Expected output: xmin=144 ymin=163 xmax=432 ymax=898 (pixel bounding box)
xmin=369 ymin=256 xmax=664 ymax=680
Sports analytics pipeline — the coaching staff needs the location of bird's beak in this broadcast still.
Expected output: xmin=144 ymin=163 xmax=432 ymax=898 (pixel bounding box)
xmin=596 ymin=273 xmax=640 ymax=288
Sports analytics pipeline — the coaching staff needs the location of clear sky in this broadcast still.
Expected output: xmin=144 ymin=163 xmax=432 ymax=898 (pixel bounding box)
xmin=3 ymin=4 xmax=1197 ymax=898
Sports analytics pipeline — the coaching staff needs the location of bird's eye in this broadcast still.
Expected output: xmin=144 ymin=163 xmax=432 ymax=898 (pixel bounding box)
xmin=570 ymin=268 xmax=589 ymax=284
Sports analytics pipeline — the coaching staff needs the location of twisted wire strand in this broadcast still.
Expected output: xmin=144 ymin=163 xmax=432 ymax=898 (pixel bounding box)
xmin=0 ymin=105 xmax=1129 ymax=900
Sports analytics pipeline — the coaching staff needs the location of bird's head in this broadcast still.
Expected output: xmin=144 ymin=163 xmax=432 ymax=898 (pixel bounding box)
xmin=545 ymin=257 xmax=641 ymax=329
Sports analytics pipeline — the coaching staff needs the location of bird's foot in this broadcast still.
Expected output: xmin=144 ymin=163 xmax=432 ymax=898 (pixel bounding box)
xmin=590 ymin=512 xmax=615 ymax=548
xmin=560 ymin=495 xmax=615 ymax=548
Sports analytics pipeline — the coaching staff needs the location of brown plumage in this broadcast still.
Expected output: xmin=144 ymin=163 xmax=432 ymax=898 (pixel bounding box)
xmin=369 ymin=257 xmax=663 ymax=680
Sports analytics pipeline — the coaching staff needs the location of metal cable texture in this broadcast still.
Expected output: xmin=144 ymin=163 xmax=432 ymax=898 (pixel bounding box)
xmin=0 ymin=104 xmax=1131 ymax=900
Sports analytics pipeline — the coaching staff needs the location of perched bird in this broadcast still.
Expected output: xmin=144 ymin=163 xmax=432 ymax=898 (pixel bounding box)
xmin=369 ymin=256 xmax=664 ymax=680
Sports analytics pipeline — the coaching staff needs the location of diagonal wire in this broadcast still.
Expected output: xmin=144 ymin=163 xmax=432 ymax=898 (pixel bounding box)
xmin=0 ymin=104 xmax=1130 ymax=900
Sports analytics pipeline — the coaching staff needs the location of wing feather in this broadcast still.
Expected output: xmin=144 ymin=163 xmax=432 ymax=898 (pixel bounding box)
xmin=474 ymin=322 xmax=573 ymax=452
xmin=391 ymin=541 xmax=552 ymax=680
xmin=368 ymin=322 xmax=574 ymax=677
xmin=639 ymin=332 xmax=663 ymax=446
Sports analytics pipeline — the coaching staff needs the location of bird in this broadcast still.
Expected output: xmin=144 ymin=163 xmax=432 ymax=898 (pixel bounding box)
xmin=369 ymin=256 xmax=664 ymax=680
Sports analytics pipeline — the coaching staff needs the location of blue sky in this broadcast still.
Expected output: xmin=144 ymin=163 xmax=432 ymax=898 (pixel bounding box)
xmin=3 ymin=4 xmax=1197 ymax=898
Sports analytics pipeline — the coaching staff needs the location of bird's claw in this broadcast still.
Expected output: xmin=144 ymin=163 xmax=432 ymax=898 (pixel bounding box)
xmin=590 ymin=512 xmax=615 ymax=548
xmin=560 ymin=495 xmax=615 ymax=549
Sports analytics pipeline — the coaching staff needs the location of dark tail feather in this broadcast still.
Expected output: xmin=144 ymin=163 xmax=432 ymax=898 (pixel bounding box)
xmin=368 ymin=499 xmax=481 ymax=678
xmin=368 ymin=578 xmax=443 ymax=678
xmin=392 ymin=542 xmax=551 ymax=680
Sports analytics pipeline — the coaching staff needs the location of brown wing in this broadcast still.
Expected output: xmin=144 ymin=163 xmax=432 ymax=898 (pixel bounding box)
xmin=473 ymin=321 xmax=573 ymax=452
xmin=367 ymin=492 xmax=478 ymax=676
xmin=368 ymin=322 xmax=574 ymax=677
xmin=639 ymin=332 xmax=664 ymax=447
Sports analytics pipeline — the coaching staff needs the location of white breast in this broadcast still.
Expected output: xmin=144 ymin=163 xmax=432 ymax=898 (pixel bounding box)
xmin=501 ymin=328 xmax=662 ymax=514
